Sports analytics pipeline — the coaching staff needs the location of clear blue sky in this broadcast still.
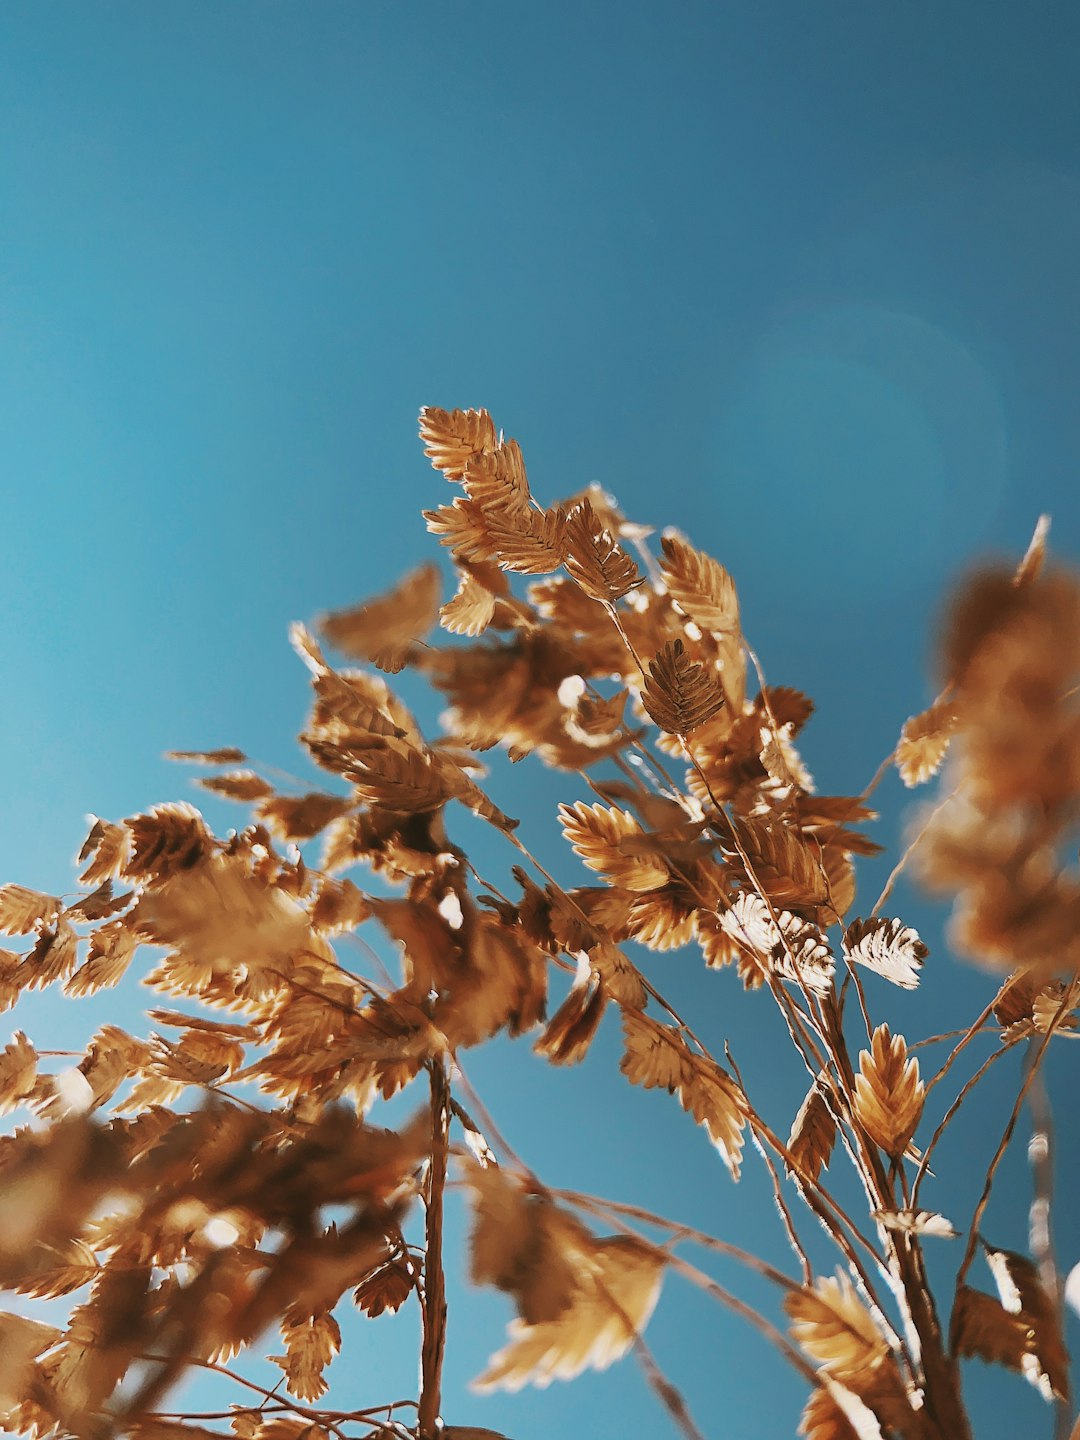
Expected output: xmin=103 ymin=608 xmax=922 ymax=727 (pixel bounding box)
xmin=2 ymin=4 xmax=1079 ymax=1436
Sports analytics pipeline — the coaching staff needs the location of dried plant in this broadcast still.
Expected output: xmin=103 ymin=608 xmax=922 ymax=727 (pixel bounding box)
xmin=1 ymin=411 xmax=1078 ymax=1440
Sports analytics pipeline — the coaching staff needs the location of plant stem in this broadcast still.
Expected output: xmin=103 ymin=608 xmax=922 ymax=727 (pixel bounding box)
xmin=418 ymin=1056 xmax=450 ymax=1439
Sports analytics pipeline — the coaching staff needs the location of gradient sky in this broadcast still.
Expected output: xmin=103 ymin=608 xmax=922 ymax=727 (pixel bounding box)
xmin=2 ymin=4 xmax=1080 ymax=1437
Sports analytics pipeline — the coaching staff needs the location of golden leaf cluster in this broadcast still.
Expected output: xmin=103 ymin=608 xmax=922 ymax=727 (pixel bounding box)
xmin=0 ymin=409 xmax=1073 ymax=1440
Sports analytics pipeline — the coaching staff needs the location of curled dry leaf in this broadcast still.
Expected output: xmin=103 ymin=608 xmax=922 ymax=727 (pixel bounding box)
xmin=77 ymin=818 xmax=132 ymax=886
xmin=620 ymin=1011 xmax=747 ymax=1178
xmin=442 ymin=571 xmax=499 ymax=637
xmin=852 ymin=1026 xmax=924 ymax=1158
xmin=787 ymin=1076 xmax=836 ymax=1186
xmin=353 ymin=1256 xmax=414 ymax=1317
xmin=842 ymin=917 xmax=927 ymax=991
xmin=533 ymin=964 xmax=606 ymax=1066
xmin=719 ymin=893 xmax=835 ymax=996
xmin=871 ymin=1210 xmax=957 ymax=1239
xmin=895 ymin=701 xmax=957 ymax=788
xmin=319 ymin=562 xmax=441 ymax=674
xmin=951 ymin=1285 xmax=1036 ymax=1384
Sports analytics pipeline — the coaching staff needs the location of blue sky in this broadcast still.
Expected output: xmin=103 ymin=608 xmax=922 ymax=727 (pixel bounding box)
xmin=2 ymin=3 xmax=1080 ymax=1436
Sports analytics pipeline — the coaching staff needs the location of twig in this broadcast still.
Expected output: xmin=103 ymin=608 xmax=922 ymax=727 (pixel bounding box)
xmin=870 ymin=789 xmax=957 ymax=917
xmin=911 ymin=1040 xmax=1018 ymax=1209
xmin=956 ymin=986 xmax=1077 ymax=1291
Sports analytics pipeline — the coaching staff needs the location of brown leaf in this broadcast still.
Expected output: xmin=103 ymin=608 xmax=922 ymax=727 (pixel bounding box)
xmin=719 ymin=893 xmax=835 ymax=996
xmin=64 ymin=880 xmax=133 ymax=923
xmin=20 ymin=921 xmax=80 ymax=989
xmin=640 ymin=639 xmax=725 ymax=735
xmin=319 ymin=562 xmax=441 ymax=674
xmin=785 ymin=1272 xmax=889 ymax=1380
xmin=798 ymin=1385 xmax=860 ymax=1440
xmin=484 ymin=504 xmax=568 ymax=576
xmin=273 ymin=1309 xmax=341 ymax=1401
xmin=983 ymin=1244 xmax=1070 ymax=1401
xmin=77 ymin=818 xmax=132 ymax=886
xmin=353 ymin=1257 xmax=414 ymax=1318
xmin=853 ymin=1026 xmax=924 ymax=1157
xmin=256 ymin=792 xmax=352 ymax=842
xmin=620 ymin=1011 xmax=747 ymax=1178
xmin=124 ymin=804 xmax=215 ymax=885
xmin=563 ymin=497 xmax=642 ymax=603
xmin=660 ymin=533 xmax=740 ymax=637
xmin=135 ymin=854 xmax=328 ymax=982
xmin=0 ymin=885 xmax=61 ymax=936
xmin=1014 ymin=514 xmax=1051 ymax=588
xmin=419 ymin=406 xmax=498 ymax=480
xmin=166 ymin=748 xmax=248 ymax=765
xmin=0 ymin=1313 xmax=63 ymax=1413
xmin=733 ymin=816 xmax=830 ymax=911
xmin=0 ymin=1032 xmax=37 ymax=1115
xmin=197 ymin=770 xmax=276 ymax=802
xmin=461 ymin=440 xmax=531 ymax=516
xmin=343 ymin=741 xmax=448 ymax=813
xmin=558 ymin=802 xmax=668 ymax=893
xmin=441 ymin=571 xmax=498 ymax=637
xmin=475 ymin=1233 xmax=663 ymax=1391
xmin=64 ymin=919 xmax=137 ymax=997
xmin=951 ymin=1284 xmax=1032 ymax=1376
xmin=586 ymin=938 xmax=646 ymax=1010
xmin=467 ymin=1164 xmax=580 ymax=1325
